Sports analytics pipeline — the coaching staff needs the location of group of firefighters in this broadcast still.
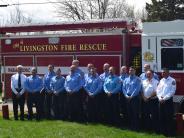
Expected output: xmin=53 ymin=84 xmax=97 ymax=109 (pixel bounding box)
xmin=10 ymin=60 xmax=176 ymax=136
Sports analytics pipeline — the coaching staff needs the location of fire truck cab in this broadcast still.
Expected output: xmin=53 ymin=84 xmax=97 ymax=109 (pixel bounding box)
xmin=142 ymin=20 xmax=184 ymax=112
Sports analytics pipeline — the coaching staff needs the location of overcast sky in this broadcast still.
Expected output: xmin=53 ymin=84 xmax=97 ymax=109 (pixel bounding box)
xmin=0 ymin=0 xmax=151 ymax=24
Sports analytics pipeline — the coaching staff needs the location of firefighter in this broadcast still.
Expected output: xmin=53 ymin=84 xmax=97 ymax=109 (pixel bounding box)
xmin=50 ymin=68 xmax=66 ymax=120
xmin=42 ymin=64 xmax=56 ymax=119
xmin=119 ymin=66 xmax=128 ymax=124
xmin=65 ymin=65 xmax=83 ymax=122
xmin=103 ymin=66 xmax=121 ymax=125
xmin=25 ymin=67 xmax=42 ymax=120
xmin=142 ymin=69 xmax=159 ymax=132
xmin=140 ymin=64 xmax=159 ymax=81
xmin=11 ymin=65 xmax=27 ymax=120
xmin=72 ymin=59 xmax=85 ymax=84
xmin=72 ymin=59 xmax=86 ymax=121
xmin=85 ymin=63 xmax=94 ymax=79
xmin=84 ymin=67 xmax=102 ymax=122
xmin=156 ymin=68 xmax=176 ymax=136
xmin=123 ymin=66 xmax=142 ymax=131
xmin=99 ymin=63 xmax=110 ymax=82
xmin=98 ymin=63 xmax=110 ymax=122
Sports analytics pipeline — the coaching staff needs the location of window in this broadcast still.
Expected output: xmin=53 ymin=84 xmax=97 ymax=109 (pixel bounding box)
xmin=161 ymin=39 xmax=183 ymax=47
xmin=161 ymin=48 xmax=183 ymax=70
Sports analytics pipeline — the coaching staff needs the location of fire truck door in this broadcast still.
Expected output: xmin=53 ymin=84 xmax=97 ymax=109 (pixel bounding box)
xmin=142 ymin=36 xmax=157 ymax=72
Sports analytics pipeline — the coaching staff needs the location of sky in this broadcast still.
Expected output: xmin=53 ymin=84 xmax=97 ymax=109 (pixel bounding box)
xmin=0 ymin=0 xmax=151 ymax=25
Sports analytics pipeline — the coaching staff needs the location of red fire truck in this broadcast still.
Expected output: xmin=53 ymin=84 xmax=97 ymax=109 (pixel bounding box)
xmin=0 ymin=19 xmax=141 ymax=99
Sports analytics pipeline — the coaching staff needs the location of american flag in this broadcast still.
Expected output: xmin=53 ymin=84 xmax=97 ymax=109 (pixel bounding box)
xmin=161 ymin=39 xmax=183 ymax=47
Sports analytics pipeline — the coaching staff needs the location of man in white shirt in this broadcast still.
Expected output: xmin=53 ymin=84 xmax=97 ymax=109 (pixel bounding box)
xmin=11 ymin=65 xmax=27 ymax=120
xmin=156 ymin=68 xmax=176 ymax=136
xmin=142 ymin=69 xmax=159 ymax=132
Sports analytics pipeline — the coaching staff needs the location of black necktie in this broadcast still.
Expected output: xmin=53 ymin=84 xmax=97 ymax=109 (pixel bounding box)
xmin=18 ymin=74 xmax=21 ymax=89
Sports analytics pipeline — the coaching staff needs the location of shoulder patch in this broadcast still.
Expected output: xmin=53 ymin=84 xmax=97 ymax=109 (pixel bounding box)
xmin=172 ymin=81 xmax=176 ymax=85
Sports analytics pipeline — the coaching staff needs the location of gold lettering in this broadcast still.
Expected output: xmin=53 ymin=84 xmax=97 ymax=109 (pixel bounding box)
xmin=79 ymin=43 xmax=107 ymax=51
xmin=60 ymin=44 xmax=76 ymax=51
xmin=18 ymin=45 xmax=58 ymax=52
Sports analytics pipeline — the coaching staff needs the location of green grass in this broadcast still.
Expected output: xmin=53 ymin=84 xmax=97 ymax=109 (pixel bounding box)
xmin=0 ymin=116 xmax=166 ymax=138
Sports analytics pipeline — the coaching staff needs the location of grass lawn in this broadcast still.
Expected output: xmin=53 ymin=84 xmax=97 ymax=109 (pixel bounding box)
xmin=0 ymin=115 xmax=167 ymax=138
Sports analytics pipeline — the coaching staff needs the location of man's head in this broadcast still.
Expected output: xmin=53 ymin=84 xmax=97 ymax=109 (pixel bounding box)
xmin=56 ymin=68 xmax=61 ymax=76
xmin=48 ymin=64 xmax=54 ymax=72
xmin=143 ymin=64 xmax=151 ymax=72
xmin=103 ymin=63 xmax=110 ymax=72
xmin=16 ymin=65 xmax=23 ymax=74
xmin=146 ymin=69 xmax=154 ymax=80
xmin=31 ymin=67 xmax=37 ymax=76
xmin=72 ymin=60 xmax=79 ymax=67
xmin=70 ymin=65 xmax=76 ymax=73
xmin=129 ymin=66 xmax=136 ymax=76
xmin=109 ymin=66 xmax=115 ymax=76
xmin=120 ymin=66 xmax=127 ymax=74
xmin=90 ymin=67 xmax=97 ymax=76
xmin=161 ymin=68 xmax=169 ymax=78
xmin=87 ymin=63 xmax=94 ymax=72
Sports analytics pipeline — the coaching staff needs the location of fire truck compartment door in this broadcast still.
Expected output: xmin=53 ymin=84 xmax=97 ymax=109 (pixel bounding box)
xmin=36 ymin=55 xmax=74 ymax=75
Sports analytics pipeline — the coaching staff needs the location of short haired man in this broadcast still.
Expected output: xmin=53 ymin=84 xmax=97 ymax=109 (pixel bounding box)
xmin=103 ymin=66 xmax=121 ymax=124
xmin=123 ymin=66 xmax=142 ymax=130
xmin=140 ymin=64 xmax=159 ymax=81
xmin=65 ymin=65 xmax=83 ymax=121
xmin=50 ymin=68 xmax=66 ymax=120
xmin=156 ymin=68 xmax=176 ymax=136
xmin=43 ymin=64 xmax=56 ymax=119
xmin=142 ymin=69 xmax=159 ymax=132
xmin=11 ymin=65 xmax=27 ymax=120
xmin=25 ymin=67 xmax=43 ymax=120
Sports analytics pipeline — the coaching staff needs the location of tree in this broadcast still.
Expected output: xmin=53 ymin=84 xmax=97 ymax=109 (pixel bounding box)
xmin=146 ymin=0 xmax=184 ymax=22
xmin=7 ymin=5 xmax=33 ymax=24
xmin=53 ymin=0 xmax=139 ymax=21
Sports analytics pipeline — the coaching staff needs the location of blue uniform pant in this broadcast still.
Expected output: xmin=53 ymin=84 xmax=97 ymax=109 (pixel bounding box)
xmin=126 ymin=96 xmax=140 ymax=131
xmin=52 ymin=92 xmax=67 ymax=120
xmin=27 ymin=92 xmax=41 ymax=120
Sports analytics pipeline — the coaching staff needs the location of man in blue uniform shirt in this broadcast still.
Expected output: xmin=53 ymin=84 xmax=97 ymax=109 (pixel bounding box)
xmin=103 ymin=66 xmax=121 ymax=125
xmin=84 ymin=67 xmax=102 ymax=122
xmin=123 ymin=66 xmax=142 ymax=130
xmin=119 ymin=66 xmax=128 ymax=123
xmin=140 ymin=64 xmax=159 ymax=81
xmin=65 ymin=65 xmax=83 ymax=121
xmin=50 ymin=68 xmax=66 ymax=120
xmin=99 ymin=63 xmax=110 ymax=121
xmin=43 ymin=64 xmax=56 ymax=119
xmin=25 ymin=67 xmax=43 ymax=120
xmin=99 ymin=63 xmax=110 ymax=82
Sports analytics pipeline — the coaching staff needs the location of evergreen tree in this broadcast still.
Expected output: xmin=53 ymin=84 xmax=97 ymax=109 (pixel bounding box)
xmin=146 ymin=0 xmax=184 ymax=21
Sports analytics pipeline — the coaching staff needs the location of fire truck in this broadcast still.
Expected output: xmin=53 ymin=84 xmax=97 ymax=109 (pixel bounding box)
xmin=0 ymin=19 xmax=184 ymax=112
xmin=0 ymin=19 xmax=141 ymax=99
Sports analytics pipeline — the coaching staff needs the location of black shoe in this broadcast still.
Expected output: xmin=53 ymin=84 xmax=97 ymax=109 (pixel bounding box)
xmin=20 ymin=118 xmax=24 ymax=121
xmin=14 ymin=118 xmax=18 ymax=121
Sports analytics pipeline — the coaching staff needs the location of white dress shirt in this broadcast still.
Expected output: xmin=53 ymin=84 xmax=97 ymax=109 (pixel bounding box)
xmin=156 ymin=76 xmax=176 ymax=101
xmin=142 ymin=78 xmax=159 ymax=98
xmin=11 ymin=73 xmax=27 ymax=95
